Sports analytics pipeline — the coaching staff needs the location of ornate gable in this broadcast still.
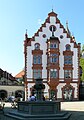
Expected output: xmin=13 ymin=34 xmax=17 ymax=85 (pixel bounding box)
xmin=24 ymin=11 xmax=80 ymax=49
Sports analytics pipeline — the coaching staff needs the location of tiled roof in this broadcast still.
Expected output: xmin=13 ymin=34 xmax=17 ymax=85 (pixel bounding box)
xmin=15 ymin=70 xmax=25 ymax=78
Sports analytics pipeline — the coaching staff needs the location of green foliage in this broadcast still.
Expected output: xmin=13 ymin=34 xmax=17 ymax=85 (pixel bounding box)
xmin=80 ymin=58 xmax=84 ymax=81
xmin=82 ymin=44 xmax=84 ymax=52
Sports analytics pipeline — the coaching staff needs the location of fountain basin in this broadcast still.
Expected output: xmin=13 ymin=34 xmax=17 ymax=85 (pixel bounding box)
xmin=18 ymin=101 xmax=60 ymax=115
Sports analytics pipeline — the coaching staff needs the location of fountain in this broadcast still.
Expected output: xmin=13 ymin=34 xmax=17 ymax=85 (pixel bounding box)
xmin=5 ymin=79 xmax=71 ymax=120
xmin=33 ymin=78 xmax=45 ymax=101
xmin=18 ymin=79 xmax=60 ymax=115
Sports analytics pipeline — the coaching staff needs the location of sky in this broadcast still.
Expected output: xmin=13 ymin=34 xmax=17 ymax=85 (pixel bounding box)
xmin=0 ymin=0 xmax=84 ymax=76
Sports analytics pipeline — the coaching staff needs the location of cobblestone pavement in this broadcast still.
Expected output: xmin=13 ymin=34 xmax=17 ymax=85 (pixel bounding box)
xmin=61 ymin=101 xmax=84 ymax=120
xmin=0 ymin=102 xmax=15 ymax=120
xmin=0 ymin=101 xmax=84 ymax=120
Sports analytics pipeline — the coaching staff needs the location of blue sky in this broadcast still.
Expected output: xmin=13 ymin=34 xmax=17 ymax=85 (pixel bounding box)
xmin=0 ymin=0 xmax=84 ymax=76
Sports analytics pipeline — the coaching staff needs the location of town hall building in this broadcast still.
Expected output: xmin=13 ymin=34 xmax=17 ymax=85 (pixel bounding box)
xmin=24 ymin=10 xmax=81 ymax=101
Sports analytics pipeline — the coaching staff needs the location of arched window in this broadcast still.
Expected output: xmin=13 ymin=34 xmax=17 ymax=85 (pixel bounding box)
xmin=49 ymin=25 xmax=56 ymax=32
xmin=66 ymin=44 xmax=71 ymax=51
xmin=35 ymin=43 xmax=40 ymax=50
xmin=63 ymin=86 xmax=73 ymax=100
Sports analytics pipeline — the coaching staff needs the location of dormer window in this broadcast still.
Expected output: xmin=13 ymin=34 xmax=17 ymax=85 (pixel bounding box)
xmin=66 ymin=44 xmax=71 ymax=51
xmin=35 ymin=43 xmax=40 ymax=50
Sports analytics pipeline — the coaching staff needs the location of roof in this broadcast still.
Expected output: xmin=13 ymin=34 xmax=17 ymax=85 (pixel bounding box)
xmin=24 ymin=10 xmax=80 ymax=49
xmin=15 ymin=70 xmax=25 ymax=78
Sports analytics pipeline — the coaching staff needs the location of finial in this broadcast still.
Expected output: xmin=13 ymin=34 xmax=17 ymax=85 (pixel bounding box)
xmin=52 ymin=8 xmax=53 ymax=12
xmin=51 ymin=0 xmax=54 ymax=12
xmin=26 ymin=29 xmax=27 ymax=34
xmin=66 ymin=20 xmax=68 ymax=28
xmin=52 ymin=3 xmax=53 ymax=12
xmin=25 ymin=29 xmax=28 ymax=39
xmin=66 ymin=20 xmax=71 ymax=35
xmin=52 ymin=4 xmax=53 ymax=12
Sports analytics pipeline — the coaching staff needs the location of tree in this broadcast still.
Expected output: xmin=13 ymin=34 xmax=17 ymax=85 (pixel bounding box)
xmin=82 ymin=44 xmax=84 ymax=52
xmin=80 ymin=58 xmax=84 ymax=81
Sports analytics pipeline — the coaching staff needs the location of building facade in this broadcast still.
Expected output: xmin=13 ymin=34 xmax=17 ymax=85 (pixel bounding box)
xmin=0 ymin=68 xmax=25 ymax=100
xmin=24 ymin=11 xmax=81 ymax=101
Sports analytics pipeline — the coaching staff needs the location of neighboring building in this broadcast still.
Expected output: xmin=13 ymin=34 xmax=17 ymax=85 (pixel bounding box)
xmin=15 ymin=69 xmax=25 ymax=85
xmin=24 ymin=11 xmax=81 ymax=101
xmin=0 ymin=68 xmax=25 ymax=100
xmin=0 ymin=68 xmax=18 ymax=85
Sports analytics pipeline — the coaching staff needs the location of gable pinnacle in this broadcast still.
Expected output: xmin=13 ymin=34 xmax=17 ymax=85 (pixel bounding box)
xmin=25 ymin=29 xmax=28 ymax=39
xmin=66 ymin=20 xmax=71 ymax=36
xmin=52 ymin=8 xmax=53 ymax=12
xmin=26 ymin=29 xmax=27 ymax=34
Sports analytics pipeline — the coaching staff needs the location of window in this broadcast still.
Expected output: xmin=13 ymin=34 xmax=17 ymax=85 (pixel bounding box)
xmin=33 ymin=69 xmax=42 ymax=79
xmin=64 ymin=56 xmax=72 ymax=65
xmin=35 ymin=43 xmax=40 ymax=50
xmin=64 ymin=70 xmax=72 ymax=79
xmin=33 ymin=55 xmax=41 ymax=64
xmin=49 ymin=25 xmax=56 ymax=32
xmin=66 ymin=44 xmax=71 ymax=51
xmin=50 ymin=69 xmax=58 ymax=78
xmin=50 ymin=43 xmax=58 ymax=48
xmin=50 ymin=54 xmax=58 ymax=63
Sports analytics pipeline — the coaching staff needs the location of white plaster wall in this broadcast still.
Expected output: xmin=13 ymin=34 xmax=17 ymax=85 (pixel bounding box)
xmin=0 ymin=86 xmax=24 ymax=97
xmin=70 ymin=83 xmax=78 ymax=98
xmin=50 ymin=16 xmax=56 ymax=23
xmin=57 ymin=83 xmax=66 ymax=98
xmin=43 ymin=83 xmax=49 ymax=98
xmin=73 ymin=49 xmax=78 ymax=79
xmin=59 ymin=37 xmax=75 ymax=79
xmin=27 ymin=46 xmax=33 ymax=79
xmin=27 ymin=83 xmax=35 ymax=98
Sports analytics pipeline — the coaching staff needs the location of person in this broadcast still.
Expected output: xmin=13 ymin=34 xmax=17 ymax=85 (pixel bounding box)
xmin=29 ymin=94 xmax=36 ymax=101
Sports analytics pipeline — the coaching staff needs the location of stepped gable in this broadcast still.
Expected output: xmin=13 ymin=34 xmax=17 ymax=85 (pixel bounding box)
xmin=25 ymin=11 xmax=80 ymax=49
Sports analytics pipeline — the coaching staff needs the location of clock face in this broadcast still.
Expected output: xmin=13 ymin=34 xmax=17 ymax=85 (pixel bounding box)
xmin=49 ymin=25 xmax=56 ymax=32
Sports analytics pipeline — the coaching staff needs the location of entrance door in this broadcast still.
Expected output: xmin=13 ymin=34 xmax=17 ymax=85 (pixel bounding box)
xmin=63 ymin=86 xmax=73 ymax=101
